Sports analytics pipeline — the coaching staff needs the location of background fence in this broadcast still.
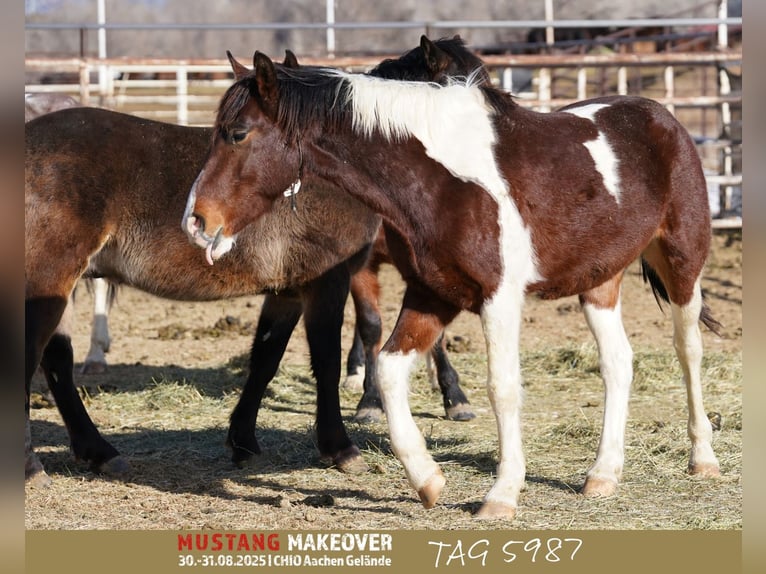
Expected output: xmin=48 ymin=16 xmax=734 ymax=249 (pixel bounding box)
xmin=25 ymin=13 xmax=742 ymax=227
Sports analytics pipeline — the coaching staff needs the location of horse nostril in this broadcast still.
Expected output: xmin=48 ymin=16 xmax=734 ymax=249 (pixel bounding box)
xmin=192 ymin=213 xmax=205 ymax=234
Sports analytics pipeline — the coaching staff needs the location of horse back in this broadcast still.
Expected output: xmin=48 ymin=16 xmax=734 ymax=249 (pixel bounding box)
xmin=495 ymin=95 xmax=710 ymax=298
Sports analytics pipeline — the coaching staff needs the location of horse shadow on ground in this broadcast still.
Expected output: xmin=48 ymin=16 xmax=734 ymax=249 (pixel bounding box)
xmin=29 ymin=360 xmax=580 ymax=516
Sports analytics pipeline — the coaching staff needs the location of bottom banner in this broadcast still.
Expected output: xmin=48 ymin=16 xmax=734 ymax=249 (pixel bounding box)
xmin=26 ymin=529 xmax=741 ymax=573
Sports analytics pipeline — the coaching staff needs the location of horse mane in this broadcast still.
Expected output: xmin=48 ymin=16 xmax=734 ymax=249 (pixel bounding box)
xmin=275 ymin=66 xmax=353 ymax=144
xmin=215 ymin=65 xmax=352 ymax=145
xmin=214 ymin=57 xmax=513 ymax=149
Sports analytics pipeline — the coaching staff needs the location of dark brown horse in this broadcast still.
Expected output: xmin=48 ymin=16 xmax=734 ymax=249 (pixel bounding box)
xmin=184 ymin=44 xmax=722 ymax=519
xmin=24 ymin=38 xmax=480 ymax=484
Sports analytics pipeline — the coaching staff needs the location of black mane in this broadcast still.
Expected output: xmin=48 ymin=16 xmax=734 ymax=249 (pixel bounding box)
xmin=215 ymin=65 xmax=352 ymax=145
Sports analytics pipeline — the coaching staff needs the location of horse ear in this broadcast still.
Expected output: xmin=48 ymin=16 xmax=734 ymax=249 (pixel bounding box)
xmin=420 ymin=35 xmax=450 ymax=76
xmin=226 ymin=50 xmax=250 ymax=80
xmin=282 ymin=49 xmax=300 ymax=69
xmin=252 ymin=51 xmax=279 ymax=118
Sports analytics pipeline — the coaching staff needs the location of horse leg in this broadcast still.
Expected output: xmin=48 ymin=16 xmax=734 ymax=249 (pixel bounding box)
xmin=27 ymin=296 xmax=128 ymax=478
xmin=82 ymin=278 xmax=114 ymax=374
xmin=642 ymin=226 xmax=721 ymax=478
xmin=302 ymin=266 xmax=368 ymax=474
xmin=348 ymin=267 xmax=385 ymax=423
xmin=376 ymin=286 xmax=460 ymax=508
xmin=227 ymin=293 xmax=302 ymax=467
xmin=474 ymin=286 xmax=526 ymax=520
xmin=578 ymin=274 xmax=633 ymax=497
xmin=25 ymin=295 xmax=69 ymax=485
xmin=345 ymin=329 xmax=365 ymax=391
xmin=429 ymin=332 xmax=475 ymax=421
xmin=345 ymin=268 xmax=377 ymax=392
xmin=670 ymin=279 xmax=720 ymax=477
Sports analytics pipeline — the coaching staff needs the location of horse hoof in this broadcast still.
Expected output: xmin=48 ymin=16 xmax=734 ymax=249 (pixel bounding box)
xmin=417 ymin=470 xmax=446 ymax=509
xmin=96 ymin=455 xmax=131 ymax=477
xmin=81 ymin=360 xmax=108 ymax=375
xmin=475 ymin=500 xmax=517 ymax=520
xmin=688 ymin=462 xmax=721 ymax=478
xmin=230 ymin=449 xmax=259 ymax=469
xmin=226 ymin=435 xmax=262 ymax=468
xmin=334 ymin=447 xmax=369 ymax=474
xmin=353 ymin=407 xmax=384 ymax=424
xmin=446 ymin=404 xmax=476 ymax=421
xmin=581 ymin=477 xmax=618 ymax=497
xmin=342 ymin=372 xmax=364 ymax=392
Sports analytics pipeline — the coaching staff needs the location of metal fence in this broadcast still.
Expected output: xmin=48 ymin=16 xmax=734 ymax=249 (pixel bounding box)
xmin=25 ymin=49 xmax=742 ymax=228
xmin=24 ymin=9 xmax=742 ymax=228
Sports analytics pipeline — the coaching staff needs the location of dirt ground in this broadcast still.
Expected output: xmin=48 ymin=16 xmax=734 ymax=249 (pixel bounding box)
xmin=25 ymin=230 xmax=742 ymax=531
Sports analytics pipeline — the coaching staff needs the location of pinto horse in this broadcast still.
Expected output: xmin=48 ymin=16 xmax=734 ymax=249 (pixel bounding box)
xmin=24 ymin=39 xmax=480 ymax=484
xmin=183 ymin=46 xmax=722 ymax=519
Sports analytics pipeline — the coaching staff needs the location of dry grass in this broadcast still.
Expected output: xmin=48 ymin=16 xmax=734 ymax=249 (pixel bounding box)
xmin=25 ymin=233 xmax=742 ymax=531
xmin=26 ymin=344 xmax=741 ymax=531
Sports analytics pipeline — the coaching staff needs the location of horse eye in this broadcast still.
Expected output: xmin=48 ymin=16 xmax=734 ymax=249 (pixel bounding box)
xmin=229 ymin=130 xmax=249 ymax=144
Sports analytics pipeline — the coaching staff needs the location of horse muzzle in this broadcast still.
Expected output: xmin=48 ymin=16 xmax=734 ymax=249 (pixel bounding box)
xmin=182 ymin=174 xmax=236 ymax=265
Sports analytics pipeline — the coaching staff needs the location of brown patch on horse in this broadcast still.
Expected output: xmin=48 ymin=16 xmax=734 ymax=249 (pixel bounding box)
xmin=579 ymin=273 xmax=624 ymax=309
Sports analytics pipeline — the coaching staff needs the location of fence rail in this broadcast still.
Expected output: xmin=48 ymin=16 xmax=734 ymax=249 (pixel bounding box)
xmin=25 ymin=49 xmax=742 ymax=228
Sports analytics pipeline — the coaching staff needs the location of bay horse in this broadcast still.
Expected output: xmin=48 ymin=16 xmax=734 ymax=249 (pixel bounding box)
xmin=24 ymin=39 xmax=479 ymax=485
xmin=24 ymin=92 xmax=118 ymax=379
xmin=183 ymin=46 xmax=723 ymax=519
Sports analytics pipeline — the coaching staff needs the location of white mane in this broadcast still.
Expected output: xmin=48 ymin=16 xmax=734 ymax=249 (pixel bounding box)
xmin=336 ymin=71 xmax=509 ymax=199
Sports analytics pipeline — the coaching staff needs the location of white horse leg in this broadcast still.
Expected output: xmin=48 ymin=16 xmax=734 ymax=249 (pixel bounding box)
xmin=81 ymin=278 xmax=112 ymax=374
xmin=581 ymin=297 xmax=633 ymax=496
xmin=376 ymin=295 xmax=459 ymax=507
xmin=377 ymin=349 xmax=445 ymax=506
xmin=475 ymin=294 xmax=526 ymax=520
xmin=671 ymin=280 xmax=720 ymax=477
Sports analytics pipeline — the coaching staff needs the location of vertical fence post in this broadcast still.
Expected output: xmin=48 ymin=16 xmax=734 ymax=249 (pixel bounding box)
xmin=177 ymin=65 xmax=188 ymax=126
xmin=538 ymin=67 xmax=551 ymax=111
xmin=326 ymin=0 xmax=335 ymax=58
xmin=577 ymin=67 xmax=587 ymax=100
xmin=79 ymin=60 xmax=90 ymax=106
xmin=617 ymin=66 xmax=627 ymax=95
xmin=502 ymin=67 xmax=512 ymax=92
xmin=664 ymin=65 xmax=675 ymax=116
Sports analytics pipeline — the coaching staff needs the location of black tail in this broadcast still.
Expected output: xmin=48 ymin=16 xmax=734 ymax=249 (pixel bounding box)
xmin=640 ymin=258 xmax=669 ymax=309
xmin=640 ymin=257 xmax=723 ymax=336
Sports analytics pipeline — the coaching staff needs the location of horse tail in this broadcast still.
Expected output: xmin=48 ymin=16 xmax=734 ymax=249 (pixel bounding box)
xmin=639 ymin=257 xmax=722 ymax=336
xmin=640 ymin=257 xmax=669 ymax=308
xmin=106 ymin=280 xmax=119 ymax=309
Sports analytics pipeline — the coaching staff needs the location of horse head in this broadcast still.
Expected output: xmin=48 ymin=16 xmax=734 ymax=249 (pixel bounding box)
xmin=183 ymin=51 xmax=302 ymax=264
xmin=183 ymin=38 xmax=487 ymax=265
xmin=370 ymin=35 xmax=490 ymax=85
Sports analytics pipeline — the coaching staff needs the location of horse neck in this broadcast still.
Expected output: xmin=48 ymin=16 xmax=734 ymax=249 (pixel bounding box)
xmin=306 ymin=134 xmax=441 ymax=235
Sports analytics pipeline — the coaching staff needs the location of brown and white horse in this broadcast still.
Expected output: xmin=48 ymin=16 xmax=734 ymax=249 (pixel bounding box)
xmin=183 ymin=48 xmax=722 ymax=519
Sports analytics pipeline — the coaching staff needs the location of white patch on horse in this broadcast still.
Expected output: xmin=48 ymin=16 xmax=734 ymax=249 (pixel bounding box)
xmin=563 ymin=103 xmax=621 ymax=202
xmin=341 ymin=71 xmax=543 ymax=287
xmin=377 ymin=350 xmax=441 ymax=489
xmin=341 ymin=73 xmax=508 ymax=198
xmin=342 ymin=70 xmax=544 ymax=283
